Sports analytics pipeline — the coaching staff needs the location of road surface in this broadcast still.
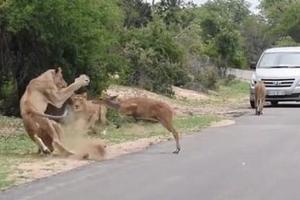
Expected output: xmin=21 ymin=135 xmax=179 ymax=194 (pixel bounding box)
xmin=2 ymin=105 xmax=300 ymax=200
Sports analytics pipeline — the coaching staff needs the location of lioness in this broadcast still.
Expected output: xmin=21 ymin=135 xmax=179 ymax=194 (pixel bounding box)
xmin=70 ymin=93 xmax=107 ymax=133
xmin=20 ymin=67 xmax=90 ymax=155
xmin=254 ymin=80 xmax=266 ymax=115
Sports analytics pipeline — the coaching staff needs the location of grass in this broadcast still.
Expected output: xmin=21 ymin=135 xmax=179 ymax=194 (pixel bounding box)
xmin=217 ymin=79 xmax=249 ymax=98
xmin=0 ymin=134 xmax=35 ymax=155
xmin=0 ymin=133 xmax=36 ymax=190
xmin=174 ymin=115 xmax=219 ymax=131
xmin=172 ymin=79 xmax=249 ymax=107
xmin=0 ymin=157 xmax=14 ymax=190
xmin=98 ymin=115 xmax=220 ymax=144
xmin=199 ymin=79 xmax=249 ymax=107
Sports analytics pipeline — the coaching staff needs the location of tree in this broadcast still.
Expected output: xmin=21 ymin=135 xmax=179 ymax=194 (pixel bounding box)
xmin=120 ymin=0 xmax=152 ymax=28
xmin=195 ymin=0 xmax=249 ymax=69
xmin=154 ymin=0 xmax=195 ymax=27
xmin=204 ymin=0 xmax=250 ymax=25
xmin=260 ymin=0 xmax=300 ymax=42
xmin=120 ymin=18 xmax=189 ymax=95
xmin=240 ymin=15 xmax=273 ymax=64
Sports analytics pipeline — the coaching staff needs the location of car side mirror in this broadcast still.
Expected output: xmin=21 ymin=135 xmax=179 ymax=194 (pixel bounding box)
xmin=250 ymin=62 xmax=256 ymax=70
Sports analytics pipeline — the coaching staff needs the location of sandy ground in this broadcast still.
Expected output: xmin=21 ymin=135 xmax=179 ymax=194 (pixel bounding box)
xmin=106 ymin=85 xmax=209 ymax=102
xmin=11 ymin=136 xmax=168 ymax=185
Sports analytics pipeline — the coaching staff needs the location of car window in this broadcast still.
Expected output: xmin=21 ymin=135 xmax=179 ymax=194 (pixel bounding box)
xmin=259 ymin=52 xmax=300 ymax=68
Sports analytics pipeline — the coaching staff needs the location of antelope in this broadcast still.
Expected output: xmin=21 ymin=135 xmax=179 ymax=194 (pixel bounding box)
xmin=98 ymin=96 xmax=181 ymax=154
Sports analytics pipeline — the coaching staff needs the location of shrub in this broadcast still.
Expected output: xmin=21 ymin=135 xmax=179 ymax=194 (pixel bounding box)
xmin=120 ymin=19 xmax=190 ymax=96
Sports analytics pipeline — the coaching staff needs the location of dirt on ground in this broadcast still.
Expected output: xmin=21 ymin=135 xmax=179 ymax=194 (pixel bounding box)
xmin=11 ymin=136 xmax=168 ymax=185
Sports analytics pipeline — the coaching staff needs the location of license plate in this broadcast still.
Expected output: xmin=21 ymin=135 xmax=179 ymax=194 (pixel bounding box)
xmin=268 ymin=91 xmax=285 ymax=96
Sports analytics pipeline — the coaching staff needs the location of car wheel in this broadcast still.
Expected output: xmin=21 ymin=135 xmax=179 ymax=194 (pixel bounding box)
xmin=250 ymin=100 xmax=255 ymax=109
xmin=271 ymin=101 xmax=278 ymax=106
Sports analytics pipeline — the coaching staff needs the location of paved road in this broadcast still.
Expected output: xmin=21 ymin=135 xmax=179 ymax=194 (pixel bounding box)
xmin=2 ymin=105 xmax=300 ymax=200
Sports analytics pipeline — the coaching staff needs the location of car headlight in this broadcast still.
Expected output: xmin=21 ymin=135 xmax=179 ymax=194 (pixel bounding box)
xmin=250 ymin=73 xmax=260 ymax=87
xmin=250 ymin=79 xmax=257 ymax=87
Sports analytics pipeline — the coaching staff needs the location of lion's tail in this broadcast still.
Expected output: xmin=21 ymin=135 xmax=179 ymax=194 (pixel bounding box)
xmin=31 ymin=109 xmax=68 ymax=120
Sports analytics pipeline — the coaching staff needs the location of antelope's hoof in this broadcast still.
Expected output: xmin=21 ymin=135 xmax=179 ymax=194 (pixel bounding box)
xmin=82 ymin=153 xmax=89 ymax=160
xmin=42 ymin=148 xmax=51 ymax=155
xmin=37 ymin=148 xmax=42 ymax=155
xmin=173 ymin=148 xmax=181 ymax=154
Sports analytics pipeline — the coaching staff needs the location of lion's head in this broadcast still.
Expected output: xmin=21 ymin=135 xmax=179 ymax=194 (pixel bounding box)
xmin=53 ymin=67 xmax=67 ymax=88
xmin=71 ymin=93 xmax=88 ymax=112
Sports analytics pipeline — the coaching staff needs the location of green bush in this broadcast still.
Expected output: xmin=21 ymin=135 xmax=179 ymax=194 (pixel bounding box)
xmin=120 ymin=19 xmax=190 ymax=96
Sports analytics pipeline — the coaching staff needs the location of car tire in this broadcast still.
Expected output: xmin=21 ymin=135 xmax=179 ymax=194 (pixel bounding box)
xmin=250 ymin=100 xmax=255 ymax=109
xmin=271 ymin=101 xmax=278 ymax=106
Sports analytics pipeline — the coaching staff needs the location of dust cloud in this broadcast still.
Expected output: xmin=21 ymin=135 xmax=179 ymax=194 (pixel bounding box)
xmin=61 ymin=111 xmax=106 ymax=160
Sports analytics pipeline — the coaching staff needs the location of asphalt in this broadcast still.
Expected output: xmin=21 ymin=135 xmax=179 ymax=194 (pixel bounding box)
xmin=2 ymin=104 xmax=300 ymax=200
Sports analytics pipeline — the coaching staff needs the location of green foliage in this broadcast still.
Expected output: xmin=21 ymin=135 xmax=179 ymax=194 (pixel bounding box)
xmin=200 ymin=0 xmax=250 ymax=27
xmin=274 ymin=36 xmax=299 ymax=47
xmin=240 ymin=15 xmax=273 ymax=65
xmin=106 ymin=108 xmax=128 ymax=128
xmin=261 ymin=0 xmax=300 ymax=43
xmin=121 ymin=19 xmax=190 ymax=95
xmin=196 ymin=66 xmax=219 ymax=89
xmin=154 ymin=0 xmax=195 ymax=27
xmin=196 ymin=1 xmax=247 ymax=69
xmin=120 ymin=0 xmax=152 ymax=28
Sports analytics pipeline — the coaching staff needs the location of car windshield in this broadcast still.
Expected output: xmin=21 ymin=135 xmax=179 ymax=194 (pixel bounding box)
xmin=258 ymin=52 xmax=300 ymax=68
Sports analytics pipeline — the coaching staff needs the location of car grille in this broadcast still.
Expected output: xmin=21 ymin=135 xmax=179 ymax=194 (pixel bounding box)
xmin=261 ymin=78 xmax=295 ymax=88
xmin=266 ymin=93 xmax=300 ymax=99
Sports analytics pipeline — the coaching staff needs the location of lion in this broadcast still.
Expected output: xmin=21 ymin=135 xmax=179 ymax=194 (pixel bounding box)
xmin=70 ymin=93 xmax=107 ymax=133
xmin=254 ymin=80 xmax=266 ymax=115
xmin=20 ymin=67 xmax=90 ymax=156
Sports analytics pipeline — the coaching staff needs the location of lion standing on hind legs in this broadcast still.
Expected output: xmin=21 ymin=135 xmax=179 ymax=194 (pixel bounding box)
xmin=254 ymin=80 xmax=266 ymax=115
xmin=20 ymin=67 xmax=90 ymax=156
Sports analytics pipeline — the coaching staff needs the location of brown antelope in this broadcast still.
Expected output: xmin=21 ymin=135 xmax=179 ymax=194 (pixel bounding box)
xmin=98 ymin=96 xmax=181 ymax=154
xmin=254 ymin=80 xmax=266 ymax=115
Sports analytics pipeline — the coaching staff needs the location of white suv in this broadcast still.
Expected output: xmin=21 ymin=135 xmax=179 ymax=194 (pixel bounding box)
xmin=250 ymin=47 xmax=300 ymax=108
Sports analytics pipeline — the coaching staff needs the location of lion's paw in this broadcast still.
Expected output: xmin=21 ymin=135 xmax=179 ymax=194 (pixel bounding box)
xmin=75 ymin=74 xmax=90 ymax=86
